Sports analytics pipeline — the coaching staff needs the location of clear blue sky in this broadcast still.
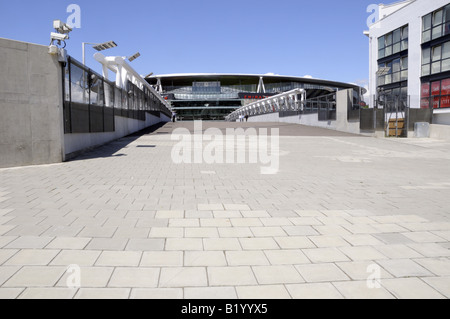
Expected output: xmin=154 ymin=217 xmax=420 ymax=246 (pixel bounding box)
xmin=0 ymin=0 xmax=380 ymax=85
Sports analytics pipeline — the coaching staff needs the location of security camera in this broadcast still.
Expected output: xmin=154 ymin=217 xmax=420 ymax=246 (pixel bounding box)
xmin=51 ymin=32 xmax=69 ymax=41
xmin=53 ymin=20 xmax=72 ymax=34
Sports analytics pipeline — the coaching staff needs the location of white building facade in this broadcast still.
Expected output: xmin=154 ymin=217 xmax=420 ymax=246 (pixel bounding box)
xmin=367 ymin=0 xmax=450 ymax=125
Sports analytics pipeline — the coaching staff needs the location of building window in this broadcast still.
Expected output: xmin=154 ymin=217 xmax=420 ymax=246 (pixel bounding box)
xmin=422 ymin=5 xmax=450 ymax=43
xmin=422 ymin=40 xmax=450 ymax=76
xmin=378 ymin=25 xmax=408 ymax=59
xmin=378 ymin=56 xmax=408 ymax=86
xmin=421 ymin=78 xmax=450 ymax=109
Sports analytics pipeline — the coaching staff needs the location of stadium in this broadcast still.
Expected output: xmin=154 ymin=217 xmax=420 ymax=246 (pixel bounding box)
xmin=145 ymin=74 xmax=365 ymax=120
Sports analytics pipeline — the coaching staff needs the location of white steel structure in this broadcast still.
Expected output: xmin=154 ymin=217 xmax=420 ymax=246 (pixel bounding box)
xmin=94 ymin=52 xmax=172 ymax=111
xmin=226 ymin=89 xmax=306 ymax=121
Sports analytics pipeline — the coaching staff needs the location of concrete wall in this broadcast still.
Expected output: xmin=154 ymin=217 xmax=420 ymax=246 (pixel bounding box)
xmin=0 ymin=38 xmax=64 ymax=168
xmin=0 ymin=37 xmax=171 ymax=168
xmin=64 ymin=112 xmax=165 ymax=158
xmin=430 ymin=124 xmax=450 ymax=140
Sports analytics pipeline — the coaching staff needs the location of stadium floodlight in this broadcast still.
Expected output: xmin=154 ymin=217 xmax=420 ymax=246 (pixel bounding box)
xmin=144 ymin=72 xmax=154 ymax=78
xmin=128 ymin=52 xmax=141 ymax=62
xmin=82 ymin=41 xmax=118 ymax=65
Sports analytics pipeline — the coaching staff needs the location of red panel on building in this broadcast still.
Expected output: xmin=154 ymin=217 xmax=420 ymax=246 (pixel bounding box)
xmin=421 ymin=83 xmax=430 ymax=98
xmin=440 ymin=95 xmax=450 ymax=108
xmin=433 ymin=96 xmax=440 ymax=109
xmin=431 ymin=81 xmax=441 ymax=96
xmin=441 ymin=79 xmax=450 ymax=95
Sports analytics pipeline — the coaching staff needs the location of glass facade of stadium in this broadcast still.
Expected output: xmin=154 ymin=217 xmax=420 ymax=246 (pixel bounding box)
xmin=146 ymin=74 xmax=363 ymax=120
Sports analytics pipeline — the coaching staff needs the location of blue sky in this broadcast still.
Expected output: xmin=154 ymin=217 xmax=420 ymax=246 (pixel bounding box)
xmin=0 ymin=0 xmax=380 ymax=85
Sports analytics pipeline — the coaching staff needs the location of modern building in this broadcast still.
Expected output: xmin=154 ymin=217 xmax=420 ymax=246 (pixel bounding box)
xmin=366 ymin=0 xmax=450 ymax=125
xmin=146 ymin=74 xmax=364 ymax=120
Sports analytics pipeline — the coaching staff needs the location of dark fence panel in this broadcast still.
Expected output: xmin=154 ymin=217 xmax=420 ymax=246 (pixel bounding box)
xmin=63 ymin=56 xmax=170 ymax=134
xmin=360 ymin=109 xmax=375 ymax=132
xmin=70 ymin=102 xmax=90 ymax=133
xmin=409 ymin=108 xmax=433 ymax=131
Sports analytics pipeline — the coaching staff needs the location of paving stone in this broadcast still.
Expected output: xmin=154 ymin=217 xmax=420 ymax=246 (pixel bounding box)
xmin=130 ymin=288 xmax=183 ymax=299
xmin=46 ymin=237 xmax=91 ymax=250
xmin=149 ymin=227 xmax=184 ymax=238
xmin=408 ymin=243 xmax=450 ymax=257
xmin=185 ymin=287 xmax=237 ymax=299
xmin=339 ymin=246 xmax=387 ymax=261
xmin=165 ymin=238 xmax=203 ymax=251
xmin=336 ymin=261 xmax=393 ymax=281
xmin=78 ymin=226 xmax=117 ymax=238
xmin=0 ymin=236 xmax=17 ymax=248
xmin=0 ymin=288 xmax=24 ymax=299
xmin=141 ymin=251 xmax=183 ymax=267
xmin=50 ymin=250 xmax=101 ymax=267
xmin=230 ymin=218 xmax=262 ymax=227
xmin=155 ymin=210 xmax=184 ymax=219
xmin=208 ymin=266 xmax=257 ymax=286
xmin=295 ymin=263 xmax=349 ymax=283
xmin=0 ymin=249 xmax=18 ymax=265
xmin=286 ymin=283 xmax=343 ymax=299
xmin=85 ymin=238 xmax=128 ymax=251
xmin=185 ymin=227 xmax=219 ymax=238
xmin=274 ymin=236 xmax=315 ymax=249
xmin=333 ymin=281 xmax=395 ymax=299
xmin=109 ymin=268 xmax=160 ymax=288
xmin=125 ymin=239 xmax=165 ymax=251
xmin=373 ymin=233 xmax=414 ymax=245
xmin=75 ymin=288 xmax=130 ymax=299
xmin=57 ymin=267 xmax=114 ymax=288
xmin=252 ymin=265 xmax=304 ymax=284
xmin=421 ymin=277 xmax=450 ymax=298
xmin=96 ymin=251 xmax=142 ymax=267
xmin=200 ymin=219 xmax=232 ymax=227
xmin=373 ymin=244 xmax=423 ymax=259
xmin=236 ymin=285 xmax=291 ymax=299
xmin=3 ymin=266 xmax=66 ymax=287
xmin=413 ymin=258 xmax=450 ymax=276
xmin=282 ymin=226 xmax=319 ymax=236
xmin=203 ymin=238 xmax=241 ymax=251
xmin=401 ymin=232 xmax=447 ymax=243
xmin=198 ymin=204 xmax=224 ymax=211
xmin=226 ymin=251 xmax=269 ymax=266
xmin=159 ymin=267 xmax=207 ymax=288
xmin=18 ymin=288 xmax=76 ymax=299
xmin=239 ymin=238 xmax=279 ymax=250
xmin=5 ymin=249 xmax=60 ymax=266
xmin=250 ymin=227 xmax=286 ymax=237
xmin=185 ymin=251 xmax=227 ymax=266
xmin=377 ymin=259 xmax=433 ymax=277
xmin=381 ymin=278 xmax=445 ymax=299
xmin=169 ymin=219 xmax=199 ymax=227
xmin=5 ymin=236 xmax=54 ymax=249
xmin=308 ymin=236 xmax=350 ymax=248
xmin=264 ymin=250 xmax=310 ymax=265
xmin=302 ymin=248 xmax=350 ymax=263
xmin=0 ymin=266 xmax=21 ymax=285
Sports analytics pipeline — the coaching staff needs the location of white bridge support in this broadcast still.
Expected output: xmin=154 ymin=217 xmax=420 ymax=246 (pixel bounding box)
xmin=226 ymin=88 xmax=306 ymax=121
xmin=93 ymin=52 xmax=172 ymax=111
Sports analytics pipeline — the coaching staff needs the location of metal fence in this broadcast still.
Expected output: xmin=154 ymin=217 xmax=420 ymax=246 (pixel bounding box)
xmin=63 ymin=57 xmax=170 ymax=134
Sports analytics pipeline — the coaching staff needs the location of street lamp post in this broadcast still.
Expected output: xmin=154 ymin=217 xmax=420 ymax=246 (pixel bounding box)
xmin=82 ymin=41 xmax=118 ymax=65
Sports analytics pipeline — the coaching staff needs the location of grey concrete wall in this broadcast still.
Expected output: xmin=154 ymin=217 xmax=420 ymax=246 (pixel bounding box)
xmin=430 ymin=124 xmax=450 ymax=141
xmin=0 ymin=38 xmax=64 ymax=168
xmin=64 ymin=112 xmax=166 ymax=157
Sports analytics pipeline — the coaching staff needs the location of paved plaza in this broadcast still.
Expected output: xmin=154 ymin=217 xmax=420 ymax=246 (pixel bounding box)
xmin=0 ymin=122 xmax=450 ymax=299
